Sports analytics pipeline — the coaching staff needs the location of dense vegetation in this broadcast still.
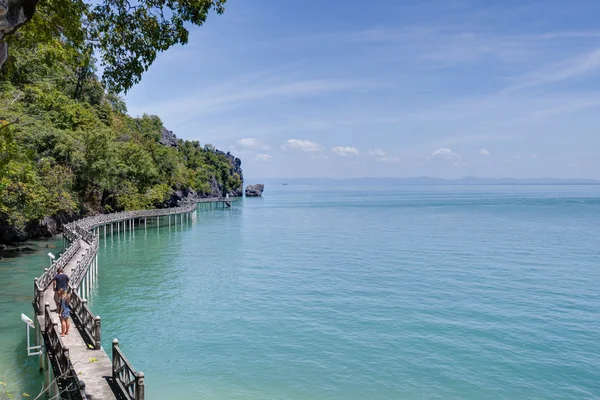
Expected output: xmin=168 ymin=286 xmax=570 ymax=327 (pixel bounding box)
xmin=0 ymin=22 xmax=242 ymax=243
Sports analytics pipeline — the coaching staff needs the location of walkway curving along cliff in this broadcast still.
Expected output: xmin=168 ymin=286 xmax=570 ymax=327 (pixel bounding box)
xmin=32 ymin=197 xmax=233 ymax=399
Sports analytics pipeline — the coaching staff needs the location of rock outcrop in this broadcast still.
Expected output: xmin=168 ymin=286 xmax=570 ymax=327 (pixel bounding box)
xmin=0 ymin=0 xmax=40 ymax=68
xmin=164 ymin=187 xmax=199 ymax=207
xmin=0 ymin=213 xmax=72 ymax=244
xmin=159 ymin=127 xmax=178 ymax=148
xmin=245 ymin=184 xmax=264 ymax=197
xmin=216 ymin=150 xmax=244 ymax=197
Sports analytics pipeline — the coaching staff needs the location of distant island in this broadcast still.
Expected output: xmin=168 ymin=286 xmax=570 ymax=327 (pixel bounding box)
xmin=257 ymin=177 xmax=600 ymax=186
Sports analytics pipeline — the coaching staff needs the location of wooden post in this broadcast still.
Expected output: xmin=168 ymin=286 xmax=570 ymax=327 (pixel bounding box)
xmin=94 ymin=316 xmax=101 ymax=350
xmin=34 ymin=278 xmax=41 ymax=315
xmin=135 ymin=372 xmax=145 ymax=400
xmin=36 ymin=315 xmax=43 ymax=371
xmin=63 ymin=346 xmax=69 ymax=378
xmin=112 ymin=338 xmax=119 ymax=379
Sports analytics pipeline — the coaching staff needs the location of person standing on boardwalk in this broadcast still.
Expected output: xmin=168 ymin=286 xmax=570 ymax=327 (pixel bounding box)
xmin=57 ymin=288 xmax=71 ymax=336
xmin=53 ymin=267 xmax=69 ymax=310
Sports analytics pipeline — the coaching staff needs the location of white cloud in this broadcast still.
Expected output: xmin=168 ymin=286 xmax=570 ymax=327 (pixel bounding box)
xmin=254 ymin=153 xmax=272 ymax=161
xmin=310 ymin=154 xmax=331 ymax=160
xmin=479 ymin=148 xmax=490 ymax=156
xmin=429 ymin=148 xmax=461 ymax=163
xmin=530 ymin=154 xmax=538 ymax=158
xmin=379 ymin=156 xmax=402 ymax=163
xmin=237 ymin=137 xmax=258 ymax=148
xmin=368 ymin=149 xmax=385 ymax=156
xmin=332 ymin=146 xmax=360 ymax=156
xmin=236 ymin=137 xmax=270 ymax=150
xmin=282 ymin=139 xmax=323 ymax=152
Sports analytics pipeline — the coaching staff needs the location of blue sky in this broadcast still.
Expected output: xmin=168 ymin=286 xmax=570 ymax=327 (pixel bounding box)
xmin=124 ymin=0 xmax=600 ymax=180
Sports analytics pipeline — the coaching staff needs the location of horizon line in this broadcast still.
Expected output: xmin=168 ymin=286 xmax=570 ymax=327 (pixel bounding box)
xmin=244 ymin=176 xmax=600 ymax=181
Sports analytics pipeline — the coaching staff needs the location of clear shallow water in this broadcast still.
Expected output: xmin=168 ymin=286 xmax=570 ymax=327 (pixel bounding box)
xmin=0 ymin=237 xmax=63 ymax=395
xmin=2 ymin=185 xmax=600 ymax=399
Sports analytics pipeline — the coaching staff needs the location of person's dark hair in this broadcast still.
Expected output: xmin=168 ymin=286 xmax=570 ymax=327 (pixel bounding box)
xmin=57 ymin=267 xmax=63 ymax=273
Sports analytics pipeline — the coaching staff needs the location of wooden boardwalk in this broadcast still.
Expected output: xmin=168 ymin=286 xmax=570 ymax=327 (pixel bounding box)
xmin=36 ymin=238 xmax=115 ymax=399
xmin=32 ymin=198 xmax=235 ymax=399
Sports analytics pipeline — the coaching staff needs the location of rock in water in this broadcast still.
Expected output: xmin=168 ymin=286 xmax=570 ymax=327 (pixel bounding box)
xmin=245 ymin=184 xmax=264 ymax=197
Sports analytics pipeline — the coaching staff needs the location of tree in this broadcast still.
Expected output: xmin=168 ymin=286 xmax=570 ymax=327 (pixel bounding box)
xmin=2 ymin=0 xmax=226 ymax=93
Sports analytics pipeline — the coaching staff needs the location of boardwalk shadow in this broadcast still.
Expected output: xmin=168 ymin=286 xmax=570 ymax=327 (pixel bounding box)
xmin=70 ymin=312 xmax=95 ymax=350
xmin=105 ymin=376 xmax=129 ymax=399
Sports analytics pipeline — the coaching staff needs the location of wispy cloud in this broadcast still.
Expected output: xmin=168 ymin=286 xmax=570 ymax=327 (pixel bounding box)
xmin=507 ymin=47 xmax=600 ymax=91
xmin=479 ymin=148 xmax=490 ymax=156
xmin=283 ymin=139 xmax=323 ymax=152
xmin=236 ymin=137 xmax=270 ymax=150
xmin=130 ymin=73 xmax=373 ymax=122
xmin=368 ymin=149 xmax=385 ymax=156
xmin=429 ymin=148 xmax=461 ymax=163
xmin=378 ymin=156 xmax=401 ymax=163
xmin=255 ymin=153 xmax=272 ymax=161
xmin=332 ymin=146 xmax=360 ymax=156
xmin=344 ymin=26 xmax=600 ymax=67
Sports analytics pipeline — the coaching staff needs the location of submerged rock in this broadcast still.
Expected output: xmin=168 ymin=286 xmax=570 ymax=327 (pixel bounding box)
xmin=245 ymin=184 xmax=264 ymax=197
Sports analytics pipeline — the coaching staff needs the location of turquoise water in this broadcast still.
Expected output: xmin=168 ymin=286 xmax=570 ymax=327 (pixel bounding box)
xmin=0 ymin=236 xmax=63 ymax=395
xmin=2 ymin=185 xmax=600 ymax=399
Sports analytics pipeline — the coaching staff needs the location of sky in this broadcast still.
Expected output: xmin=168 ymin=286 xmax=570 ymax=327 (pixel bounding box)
xmin=124 ymin=0 xmax=600 ymax=180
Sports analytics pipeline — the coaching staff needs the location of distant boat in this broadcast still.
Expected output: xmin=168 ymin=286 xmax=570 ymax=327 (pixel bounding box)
xmin=282 ymin=183 xmax=288 ymax=185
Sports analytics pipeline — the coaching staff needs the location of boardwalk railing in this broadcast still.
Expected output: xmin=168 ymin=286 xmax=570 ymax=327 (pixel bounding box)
xmin=69 ymin=287 xmax=102 ymax=350
xmin=112 ymin=339 xmax=144 ymax=400
xmin=70 ymin=239 xmax=99 ymax=288
xmin=44 ymin=303 xmax=86 ymax=399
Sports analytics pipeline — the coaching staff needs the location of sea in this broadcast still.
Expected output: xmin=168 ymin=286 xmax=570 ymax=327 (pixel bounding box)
xmin=1 ymin=185 xmax=599 ymax=399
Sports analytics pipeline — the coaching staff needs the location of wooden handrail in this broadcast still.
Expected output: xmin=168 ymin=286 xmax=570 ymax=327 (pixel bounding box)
xmin=112 ymin=339 xmax=144 ymax=400
xmin=69 ymin=288 xmax=102 ymax=350
xmin=44 ymin=303 xmax=86 ymax=399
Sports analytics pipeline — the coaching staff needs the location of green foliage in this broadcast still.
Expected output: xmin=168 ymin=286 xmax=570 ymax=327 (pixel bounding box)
xmin=0 ymin=29 xmax=242 ymax=230
xmin=4 ymin=0 xmax=226 ymax=93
